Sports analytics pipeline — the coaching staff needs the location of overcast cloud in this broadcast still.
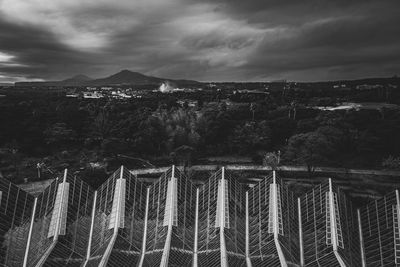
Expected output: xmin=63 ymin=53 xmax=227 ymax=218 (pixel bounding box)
xmin=0 ymin=0 xmax=399 ymax=83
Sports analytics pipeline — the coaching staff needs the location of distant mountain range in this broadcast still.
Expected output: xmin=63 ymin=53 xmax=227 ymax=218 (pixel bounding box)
xmin=14 ymin=70 xmax=199 ymax=87
xmin=11 ymin=71 xmax=399 ymax=87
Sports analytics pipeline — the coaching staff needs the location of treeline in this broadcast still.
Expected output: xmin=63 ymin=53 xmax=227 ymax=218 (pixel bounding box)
xmin=1 ymin=88 xmax=400 ymax=183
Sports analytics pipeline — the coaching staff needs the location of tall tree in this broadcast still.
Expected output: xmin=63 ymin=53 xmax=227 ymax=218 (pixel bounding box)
xmin=263 ymin=151 xmax=280 ymax=170
xmin=284 ymin=131 xmax=334 ymax=176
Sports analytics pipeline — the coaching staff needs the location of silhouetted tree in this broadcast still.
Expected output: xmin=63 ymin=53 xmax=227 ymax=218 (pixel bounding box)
xmin=263 ymin=152 xmax=280 ymax=170
xmin=284 ymin=131 xmax=334 ymax=176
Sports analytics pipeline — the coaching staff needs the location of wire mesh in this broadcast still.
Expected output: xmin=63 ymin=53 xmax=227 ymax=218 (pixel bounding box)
xmin=300 ymin=180 xmax=332 ymax=266
xmin=0 ymin=178 xmax=35 ymax=267
xmin=108 ymin=167 xmax=150 ymax=266
xmin=26 ymin=176 xmax=61 ymax=266
xmin=5 ymin=166 xmax=400 ymax=267
xmin=248 ymin=173 xmax=278 ymax=266
xmin=141 ymin=167 xmax=170 ymax=267
xmin=276 ymin=174 xmax=300 ymax=266
xmin=359 ymin=190 xmax=398 ymax=267
xmin=167 ymin=167 xmax=197 ymax=266
xmin=247 ymin=173 xmax=299 ymax=266
xmin=335 ymin=187 xmax=360 ymax=267
xmin=85 ymin=168 xmax=119 ymax=267
xmin=224 ymin=170 xmax=246 ymax=267
xmin=300 ymin=180 xmax=361 ymax=267
xmin=24 ymin=170 xmax=95 ymax=267
xmin=197 ymin=168 xmax=221 ymax=267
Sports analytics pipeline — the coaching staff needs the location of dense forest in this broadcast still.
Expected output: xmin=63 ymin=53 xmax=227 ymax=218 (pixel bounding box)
xmin=1 ymin=82 xmax=400 ymax=185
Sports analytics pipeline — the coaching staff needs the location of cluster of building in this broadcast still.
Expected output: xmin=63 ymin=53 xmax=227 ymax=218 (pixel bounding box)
xmin=0 ymin=166 xmax=399 ymax=266
xmin=65 ymin=84 xmax=205 ymax=100
xmin=66 ymin=87 xmax=145 ymax=99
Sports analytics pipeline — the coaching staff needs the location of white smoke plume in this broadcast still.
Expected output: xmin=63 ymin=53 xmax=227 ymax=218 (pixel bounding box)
xmin=159 ymin=81 xmax=175 ymax=93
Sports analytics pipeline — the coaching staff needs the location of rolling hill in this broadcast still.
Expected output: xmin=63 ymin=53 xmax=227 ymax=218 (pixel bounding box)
xmin=15 ymin=70 xmax=198 ymax=87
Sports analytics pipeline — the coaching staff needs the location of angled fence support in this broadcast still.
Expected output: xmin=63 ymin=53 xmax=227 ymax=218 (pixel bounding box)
xmin=160 ymin=165 xmax=177 ymax=267
xmin=218 ymin=167 xmax=229 ymax=267
xmin=193 ymin=188 xmax=200 ymax=267
xmin=245 ymin=191 xmax=252 ymax=267
xmin=394 ymin=190 xmax=400 ymax=265
xmin=138 ymin=186 xmax=151 ymax=267
xmin=298 ymin=197 xmax=304 ymax=267
xmin=23 ymin=197 xmax=38 ymax=267
xmin=357 ymin=209 xmax=366 ymax=267
xmin=99 ymin=166 xmax=126 ymax=267
xmin=82 ymin=190 xmax=98 ymax=267
xmin=271 ymin=171 xmax=288 ymax=267
xmin=328 ymin=179 xmax=346 ymax=267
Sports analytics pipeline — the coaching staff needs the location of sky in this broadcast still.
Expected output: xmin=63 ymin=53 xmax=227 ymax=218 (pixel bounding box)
xmin=0 ymin=0 xmax=400 ymax=83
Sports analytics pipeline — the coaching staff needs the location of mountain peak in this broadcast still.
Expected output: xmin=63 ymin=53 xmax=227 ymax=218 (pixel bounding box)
xmin=91 ymin=70 xmax=158 ymax=85
xmin=112 ymin=69 xmax=145 ymax=77
xmin=118 ymin=69 xmax=134 ymax=74
xmin=14 ymin=70 xmax=199 ymax=86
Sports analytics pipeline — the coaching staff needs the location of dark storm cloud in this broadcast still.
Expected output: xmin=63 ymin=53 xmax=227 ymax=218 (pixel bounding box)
xmin=0 ymin=0 xmax=399 ymax=82
xmin=0 ymin=18 xmax=99 ymax=81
